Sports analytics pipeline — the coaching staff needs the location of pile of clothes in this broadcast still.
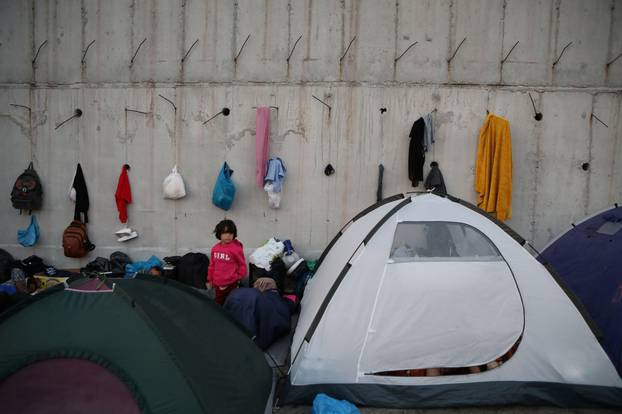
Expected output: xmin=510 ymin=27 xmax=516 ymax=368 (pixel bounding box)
xmin=224 ymin=238 xmax=315 ymax=350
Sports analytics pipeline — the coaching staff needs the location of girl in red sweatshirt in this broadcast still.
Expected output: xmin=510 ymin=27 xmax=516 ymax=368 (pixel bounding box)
xmin=207 ymin=219 xmax=247 ymax=305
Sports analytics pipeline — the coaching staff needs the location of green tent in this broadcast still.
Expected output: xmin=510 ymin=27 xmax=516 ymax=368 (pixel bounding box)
xmin=0 ymin=275 xmax=272 ymax=414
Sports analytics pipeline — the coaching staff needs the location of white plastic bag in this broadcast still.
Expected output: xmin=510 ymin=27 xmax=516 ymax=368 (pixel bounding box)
xmin=163 ymin=165 xmax=187 ymax=199
xmin=264 ymin=182 xmax=281 ymax=209
xmin=68 ymin=169 xmax=77 ymax=201
xmin=249 ymin=238 xmax=285 ymax=270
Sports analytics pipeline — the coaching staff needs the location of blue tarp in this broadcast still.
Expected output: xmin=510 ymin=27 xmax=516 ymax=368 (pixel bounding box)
xmin=538 ymin=206 xmax=622 ymax=376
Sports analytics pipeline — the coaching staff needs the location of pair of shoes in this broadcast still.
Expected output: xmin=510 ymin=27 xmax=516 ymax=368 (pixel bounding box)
xmin=118 ymin=231 xmax=138 ymax=242
xmin=115 ymin=226 xmax=138 ymax=242
xmin=115 ymin=227 xmax=133 ymax=236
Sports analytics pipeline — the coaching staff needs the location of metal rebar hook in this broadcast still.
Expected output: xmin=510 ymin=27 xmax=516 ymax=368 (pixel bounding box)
xmin=234 ymin=34 xmax=251 ymax=63
xmin=181 ymin=39 xmax=199 ymax=63
xmin=203 ymin=107 xmax=231 ymax=125
xmin=501 ymin=41 xmax=519 ymax=64
xmin=158 ymin=94 xmax=177 ymax=112
xmin=528 ymin=93 xmax=543 ymax=121
xmin=251 ymin=106 xmax=279 ymax=119
xmin=125 ymin=107 xmax=151 ymax=116
xmin=553 ymin=41 xmax=572 ymax=67
xmin=55 ymin=109 xmax=83 ymax=130
xmin=81 ymin=40 xmax=95 ymax=64
xmin=130 ymin=38 xmax=147 ymax=67
xmin=251 ymin=106 xmax=279 ymax=110
xmin=287 ymin=35 xmax=303 ymax=63
xmin=340 ymin=36 xmax=356 ymax=62
xmin=606 ymin=51 xmax=622 ymax=67
xmin=10 ymin=103 xmax=32 ymax=114
xmin=591 ymin=113 xmax=608 ymax=128
xmin=448 ymin=37 xmax=466 ymax=63
xmin=395 ymin=41 xmax=418 ymax=62
xmin=312 ymin=95 xmax=332 ymax=117
xmin=32 ymin=40 xmax=48 ymax=65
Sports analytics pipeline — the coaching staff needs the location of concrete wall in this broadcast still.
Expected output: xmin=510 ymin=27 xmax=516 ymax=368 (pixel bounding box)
xmin=0 ymin=0 xmax=620 ymax=267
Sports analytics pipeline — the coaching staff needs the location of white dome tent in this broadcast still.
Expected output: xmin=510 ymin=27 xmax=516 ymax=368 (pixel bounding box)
xmin=285 ymin=193 xmax=622 ymax=408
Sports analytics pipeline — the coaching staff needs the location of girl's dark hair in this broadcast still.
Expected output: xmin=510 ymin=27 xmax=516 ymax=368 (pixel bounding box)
xmin=214 ymin=219 xmax=237 ymax=239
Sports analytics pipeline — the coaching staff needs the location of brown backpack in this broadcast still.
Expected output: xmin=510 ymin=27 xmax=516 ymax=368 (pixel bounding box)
xmin=62 ymin=220 xmax=95 ymax=258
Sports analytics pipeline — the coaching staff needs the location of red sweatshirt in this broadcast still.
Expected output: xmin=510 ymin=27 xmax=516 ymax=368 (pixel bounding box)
xmin=207 ymin=239 xmax=247 ymax=287
xmin=115 ymin=165 xmax=132 ymax=224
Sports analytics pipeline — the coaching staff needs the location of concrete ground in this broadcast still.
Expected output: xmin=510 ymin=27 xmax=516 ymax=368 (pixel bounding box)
xmin=276 ymin=406 xmax=620 ymax=414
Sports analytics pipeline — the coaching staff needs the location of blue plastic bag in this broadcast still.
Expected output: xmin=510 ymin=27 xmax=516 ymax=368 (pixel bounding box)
xmin=311 ymin=393 xmax=360 ymax=414
xmin=17 ymin=215 xmax=39 ymax=247
xmin=212 ymin=162 xmax=236 ymax=211
xmin=125 ymin=255 xmax=163 ymax=278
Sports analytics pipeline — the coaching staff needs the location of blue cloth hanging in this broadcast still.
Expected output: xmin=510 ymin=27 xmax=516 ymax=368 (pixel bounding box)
xmin=264 ymin=158 xmax=286 ymax=192
xmin=17 ymin=215 xmax=39 ymax=247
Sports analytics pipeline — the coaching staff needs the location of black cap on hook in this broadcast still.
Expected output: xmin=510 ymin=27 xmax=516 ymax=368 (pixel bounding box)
xmin=324 ymin=164 xmax=335 ymax=176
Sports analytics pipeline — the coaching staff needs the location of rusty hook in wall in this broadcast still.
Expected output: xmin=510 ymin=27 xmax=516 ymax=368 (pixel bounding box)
xmin=287 ymin=35 xmax=303 ymax=64
xmin=591 ymin=113 xmax=608 ymax=128
xmin=395 ymin=41 xmax=418 ymax=62
xmin=448 ymin=37 xmax=467 ymax=64
xmin=10 ymin=103 xmax=32 ymax=114
xmin=553 ymin=41 xmax=572 ymax=67
xmin=55 ymin=109 xmax=83 ymax=130
xmin=607 ymin=51 xmax=622 ymax=67
xmin=181 ymin=39 xmax=199 ymax=63
xmin=252 ymin=105 xmax=279 ymax=116
xmin=32 ymin=40 xmax=47 ymax=65
xmin=158 ymin=94 xmax=176 ymax=112
xmin=81 ymin=40 xmax=95 ymax=64
xmin=203 ymin=107 xmax=231 ymax=125
xmin=312 ymin=95 xmax=332 ymax=117
xmin=125 ymin=107 xmax=151 ymax=116
xmin=130 ymin=38 xmax=147 ymax=67
xmin=340 ymin=36 xmax=356 ymax=63
xmin=234 ymin=34 xmax=251 ymax=64
xmin=528 ymin=93 xmax=543 ymax=121
xmin=501 ymin=41 xmax=519 ymax=64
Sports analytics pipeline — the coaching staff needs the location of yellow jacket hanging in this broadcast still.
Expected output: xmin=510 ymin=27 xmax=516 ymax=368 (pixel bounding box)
xmin=475 ymin=113 xmax=512 ymax=221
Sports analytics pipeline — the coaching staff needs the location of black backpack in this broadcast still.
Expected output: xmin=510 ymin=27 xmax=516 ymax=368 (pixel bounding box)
xmin=176 ymin=252 xmax=209 ymax=290
xmin=0 ymin=249 xmax=14 ymax=283
xmin=11 ymin=162 xmax=43 ymax=214
xmin=17 ymin=255 xmax=47 ymax=277
xmin=110 ymin=251 xmax=133 ymax=274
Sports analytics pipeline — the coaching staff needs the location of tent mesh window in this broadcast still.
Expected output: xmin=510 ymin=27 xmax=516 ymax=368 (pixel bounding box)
xmin=390 ymin=222 xmax=502 ymax=262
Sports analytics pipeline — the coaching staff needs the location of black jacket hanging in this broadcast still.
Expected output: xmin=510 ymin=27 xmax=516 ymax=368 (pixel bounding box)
xmin=424 ymin=161 xmax=447 ymax=196
xmin=72 ymin=163 xmax=90 ymax=223
xmin=408 ymin=117 xmax=425 ymax=187
xmin=377 ymin=164 xmax=384 ymax=202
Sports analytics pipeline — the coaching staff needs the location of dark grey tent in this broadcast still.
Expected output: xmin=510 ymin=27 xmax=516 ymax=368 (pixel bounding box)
xmin=0 ymin=275 xmax=272 ymax=414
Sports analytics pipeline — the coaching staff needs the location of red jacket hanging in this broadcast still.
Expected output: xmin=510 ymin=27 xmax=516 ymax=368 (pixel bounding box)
xmin=115 ymin=165 xmax=132 ymax=224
